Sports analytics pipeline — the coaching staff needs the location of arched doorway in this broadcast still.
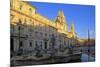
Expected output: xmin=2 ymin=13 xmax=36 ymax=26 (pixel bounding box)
xmin=11 ymin=38 xmax=14 ymax=52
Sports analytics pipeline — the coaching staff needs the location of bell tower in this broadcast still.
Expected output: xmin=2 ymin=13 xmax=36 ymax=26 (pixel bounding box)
xmin=70 ymin=23 xmax=75 ymax=37
xmin=56 ymin=10 xmax=66 ymax=23
xmin=55 ymin=10 xmax=68 ymax=32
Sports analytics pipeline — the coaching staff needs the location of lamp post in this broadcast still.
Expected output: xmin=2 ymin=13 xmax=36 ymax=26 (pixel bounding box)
xmin=88 ymin=29 xmax=90 ymax=61
xmin=75 ymin=32 xmax=78 ymax=45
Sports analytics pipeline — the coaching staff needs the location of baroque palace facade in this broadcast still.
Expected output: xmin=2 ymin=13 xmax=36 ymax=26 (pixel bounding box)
xmin=10 ymin=0 xmax=76 ymax=56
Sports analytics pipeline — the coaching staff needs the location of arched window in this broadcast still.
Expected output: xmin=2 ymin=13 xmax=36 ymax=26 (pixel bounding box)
xmin=19 ymin=19 xmax=22 ymax=24
xmin=29 ymin=8 xmax=32 ymax=13
xmin=19 ymin=4 xmax=23 ymax=10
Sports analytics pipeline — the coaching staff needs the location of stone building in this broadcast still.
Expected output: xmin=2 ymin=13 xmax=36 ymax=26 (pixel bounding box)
xmin=10 ymin=0 xmax=76 ymax=56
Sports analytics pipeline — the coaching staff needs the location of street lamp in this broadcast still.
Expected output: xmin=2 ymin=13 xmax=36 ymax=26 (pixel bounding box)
xmin=75 ymin=32 xmax=78 ymax=45
xmin=88 ymin=29 xmax=91 ymax=61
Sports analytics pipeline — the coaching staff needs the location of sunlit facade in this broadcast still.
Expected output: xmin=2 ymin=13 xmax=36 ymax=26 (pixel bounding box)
xmin=10 ymin=0 xmax=76 ymax=56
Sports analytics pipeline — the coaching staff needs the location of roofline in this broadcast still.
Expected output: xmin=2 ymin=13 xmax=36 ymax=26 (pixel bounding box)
xmin=21 ymin=1 xmax=37 ymax=9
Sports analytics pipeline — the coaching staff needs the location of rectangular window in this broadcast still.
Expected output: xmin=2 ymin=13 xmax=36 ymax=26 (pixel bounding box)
xmin=30 ymin=42 xmax=32 ymax=47
xmin=19 ymin=41 xmax=23 ymax=47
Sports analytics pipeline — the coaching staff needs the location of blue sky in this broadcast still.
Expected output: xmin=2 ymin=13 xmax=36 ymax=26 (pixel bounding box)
xmin=28 ymin=2 xmax=95 ymax=39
